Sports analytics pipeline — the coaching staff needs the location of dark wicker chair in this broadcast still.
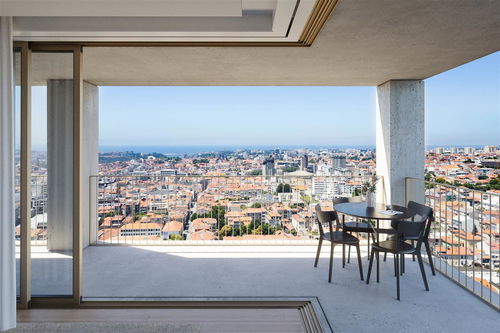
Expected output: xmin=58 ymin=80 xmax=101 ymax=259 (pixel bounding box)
xmin=314 ymin=204 xmax=364 ymax=283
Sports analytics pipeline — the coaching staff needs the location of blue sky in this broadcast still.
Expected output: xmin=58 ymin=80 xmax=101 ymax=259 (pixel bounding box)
xmin=30 ymin=51 xmax=499 ymax=149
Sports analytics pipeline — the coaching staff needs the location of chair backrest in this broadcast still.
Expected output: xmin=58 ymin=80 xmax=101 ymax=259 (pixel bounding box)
xmin=332 ymin=196 xmax=362 ymax=229
xmin=397 ymin=201 xmax=433 ymax=247
xmin=315 ymin=204 xmax=336 ymax=237
xmin=333 ymin=196 xmax=363 ymax=205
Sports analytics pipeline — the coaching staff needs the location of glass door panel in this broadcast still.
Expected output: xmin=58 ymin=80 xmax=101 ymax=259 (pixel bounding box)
xmin=31 ymin=51 xmax=74 ymax=296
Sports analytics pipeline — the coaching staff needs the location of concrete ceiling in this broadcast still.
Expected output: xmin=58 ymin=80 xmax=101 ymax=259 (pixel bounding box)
xmin=30 ymin=0 xmax=500 ymax=86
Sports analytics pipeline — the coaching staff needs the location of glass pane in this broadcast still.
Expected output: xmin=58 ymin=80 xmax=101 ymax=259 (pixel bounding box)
xmin=31 ymin=52 xmax=74 ymax=296
xmin=14 ymin=49 xmax=21 ymax=298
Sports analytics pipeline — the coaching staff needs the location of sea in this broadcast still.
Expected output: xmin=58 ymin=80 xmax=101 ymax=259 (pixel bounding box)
xmin=98 ymin=145 xmax=377 ymax=156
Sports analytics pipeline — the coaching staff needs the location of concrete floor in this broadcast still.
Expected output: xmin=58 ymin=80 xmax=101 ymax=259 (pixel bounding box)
xmin=77 ymin=245 xmax=499 ymax=333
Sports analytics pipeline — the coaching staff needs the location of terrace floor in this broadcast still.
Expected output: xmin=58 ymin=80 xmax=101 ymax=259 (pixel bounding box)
xmin=24 ymin=244 xmax=499 ymax=332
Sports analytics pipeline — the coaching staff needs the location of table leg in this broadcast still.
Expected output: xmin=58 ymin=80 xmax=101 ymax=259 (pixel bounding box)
xmin=376 ymin=219 xmax=380 ymax=283
xmin=342 ymin=215 xmax=346 ymax=268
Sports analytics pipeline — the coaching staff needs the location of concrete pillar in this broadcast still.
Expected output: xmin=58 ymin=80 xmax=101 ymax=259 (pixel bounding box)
xmin=47 ymin=80 xmax=73 ymax=251
xmin=82 ymin=82 xmax=99 ymax=246
xmin=0 ymin=16 xmax=16 ymax=331
xmin=47 ymin=80 xmax=98 ymax=251
xmin=376 ymin=80 xmax=425 ymax=206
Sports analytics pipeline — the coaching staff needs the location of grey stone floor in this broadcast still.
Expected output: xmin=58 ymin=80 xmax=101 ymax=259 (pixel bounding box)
xmin=21 ymin=245 xmax=500 ymax=332
xmin=81 ymin=245 xmax=499 ymax=333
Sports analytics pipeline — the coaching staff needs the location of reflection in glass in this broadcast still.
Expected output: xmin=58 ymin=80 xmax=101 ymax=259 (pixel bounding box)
xmin=31 ymin=52 xmax=74 ymax=296
xmin=14 ymin=50 xmax=21 ymax=298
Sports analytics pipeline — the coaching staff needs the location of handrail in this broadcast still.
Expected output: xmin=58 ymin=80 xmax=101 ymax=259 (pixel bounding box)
xmin=406 ymin=176 xmax=500 ymax=198
xmin=406 ymin=177 xmax=499 ymax=310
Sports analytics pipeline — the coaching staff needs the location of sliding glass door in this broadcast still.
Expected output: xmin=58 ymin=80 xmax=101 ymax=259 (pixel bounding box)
xmin=15 ymin=43 xmax=83 ymax=307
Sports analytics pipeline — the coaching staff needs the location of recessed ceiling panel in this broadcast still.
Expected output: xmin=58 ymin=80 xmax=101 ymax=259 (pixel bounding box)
xmin=11 ymin=0 xmax=319 ymax=43
xmin=1 ymin=0 xmax=243 ymax=17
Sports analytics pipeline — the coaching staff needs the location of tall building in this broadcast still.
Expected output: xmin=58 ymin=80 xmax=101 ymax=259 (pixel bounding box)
xmin=463 ymin=147 xmax=476 ymax=154
xmin=300 ymin=154 xmax=308 ymax=171
xmin=262 ymin=158 xmax=275 ymax=176
xmin=483 ymin=145 xmax=498 ymax=153
xmin=332 ymin=154 xmax=346 ymax=169
xmin=433 ymin=147 xmax=444 ymax=154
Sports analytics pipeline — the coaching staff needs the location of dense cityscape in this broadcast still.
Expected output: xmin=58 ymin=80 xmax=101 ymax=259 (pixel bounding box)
xmin=19 ymin=145 xmax=500 ymax=293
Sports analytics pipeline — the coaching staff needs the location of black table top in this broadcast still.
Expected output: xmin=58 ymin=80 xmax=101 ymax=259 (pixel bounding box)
xmin=333 ymin=202 xmax=414 ymax=220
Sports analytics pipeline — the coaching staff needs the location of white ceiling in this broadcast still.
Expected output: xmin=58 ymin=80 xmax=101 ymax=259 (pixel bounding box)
xmin=11 ymin=0 xmax=315 ymax=42
xmin=1 ymin=0 xmax=243 ymax=17
xmin=17 ymin=0 xmax=500 ymax=86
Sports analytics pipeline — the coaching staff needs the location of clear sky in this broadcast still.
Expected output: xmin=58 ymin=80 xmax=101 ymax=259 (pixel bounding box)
xmin=31 ymin=51 xmax=499 ymax=149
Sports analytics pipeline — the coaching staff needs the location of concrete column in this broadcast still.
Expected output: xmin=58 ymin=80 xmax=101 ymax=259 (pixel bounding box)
xmin=47 ymin=81 xmax=98 ymax=251
xmin=47 ymin=80 xmax=73 ymax=251
xmin=0 ymin=16 xmax=16 ymax=331
xmin=376 ymin=80 xmax=425 ymax=206
xmin=82 ymin=82 xmax=99 ymax=246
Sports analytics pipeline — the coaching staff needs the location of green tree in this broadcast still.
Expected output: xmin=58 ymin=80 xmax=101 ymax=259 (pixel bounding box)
xmin=301 ymin=195 xmax=311 ymax=205
xmin=233 ymin=227 xmax=242 ymax=236
xmin=252 ymin=226 xmax=263 ymax=235
xmin=218 ymin=225 xmax=233 ymax=239
xmin=276 ymin=183 xmax=292 ymax=193
xmin=169 ymin=234 xmax=182 ymax=240
xmin=190 ymin=213 xmax=198 ymax=221
xmin=251 ymin=202 xmax=262 ymax=208
xmin=290 ymin=228 xmax=297 ymax=236
xmin=283 ymin=166 xmax=299 ymax=173
xmin=435 ymin=177 xmax=447 ymax=184
xmin=248 ymin=169 xmax=263 ymax=176
xmin=261 ymin=223 xmax=271 ymax=235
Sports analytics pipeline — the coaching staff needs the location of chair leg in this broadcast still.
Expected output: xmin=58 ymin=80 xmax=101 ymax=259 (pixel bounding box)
xmin=367 ymin=234 xmax=370 ymax=261
xmin=424 ymin=240 xmax=436 ymax=276
xmin=356 ymin=244 xmax=364 ymax=281
xmin=314 ymin=239 xmax=323 ymax=267
xmin=416 ymin=252 xmax=430 ymax=291
xmin=384 ymin=252 xmax=387 ymax=262
xmin=376 ymin=251 xmax=380 ymax=283
xmin=393 ymin=254 xmax=397 ymax=276
xmin=366 ymin=249 xmax=375 ymax=284
xmin=412 ymin=240 xmax=416 ymax=262
xmin=329 ymin=243 xmax=334 ymax=283
xmin=342 ymin=244 xmax=346 ymax=268
xmin=348 ymin=243 xmax=351 ymax=264
xmin=395 ymin=254 xmax=400 ymax=301
xmin=401 ymin=254 xmax=405 ymax=275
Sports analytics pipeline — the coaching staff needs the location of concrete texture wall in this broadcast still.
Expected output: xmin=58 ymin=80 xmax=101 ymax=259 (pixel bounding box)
xmin=47 ymin=80 xmax=99 ymax=251
xmin=0 ymin=16 xmax=16 ymax=331
xmin=47 ymin=79 xmax=73 ymax=251
xmin=376 ymin=80 xmax=425 ymax=206
xmin=82 ymin=82 xmax=99 ymax=247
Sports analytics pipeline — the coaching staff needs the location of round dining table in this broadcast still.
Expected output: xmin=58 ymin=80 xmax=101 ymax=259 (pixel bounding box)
xmin=333 ymin=202 xmax=415 ymax=282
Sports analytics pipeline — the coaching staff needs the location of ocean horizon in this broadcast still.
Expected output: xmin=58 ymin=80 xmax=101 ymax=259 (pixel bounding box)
xmin=26 ymin=144 xmax=494 ymax=155
xmin=98 ymin=145 xmax=377 ymax=155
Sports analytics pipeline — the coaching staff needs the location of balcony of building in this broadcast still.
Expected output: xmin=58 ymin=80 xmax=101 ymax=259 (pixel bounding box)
xmin=16 ymin=176 xmax=500 ymax=332
xmin=2 ymin=0 xmax=500 ymax=332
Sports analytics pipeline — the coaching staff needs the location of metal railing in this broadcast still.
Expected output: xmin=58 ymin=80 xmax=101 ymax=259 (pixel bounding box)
xmin=406 ymin=177 xmax=500 ymax=309
xmin=21 ymin=175 xmax=49 ymax=246
xmin=90 ymin=174 xmax=372 ymax=245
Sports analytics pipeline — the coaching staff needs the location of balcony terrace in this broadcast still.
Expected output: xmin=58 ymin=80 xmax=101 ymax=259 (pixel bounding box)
xmin=2 ymin=1 xmax=500 ymax=331
xmin=18 ymin=244 xmax=498 ymax=332
xmin=16 ymin=175 xmax=500 ymax=332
